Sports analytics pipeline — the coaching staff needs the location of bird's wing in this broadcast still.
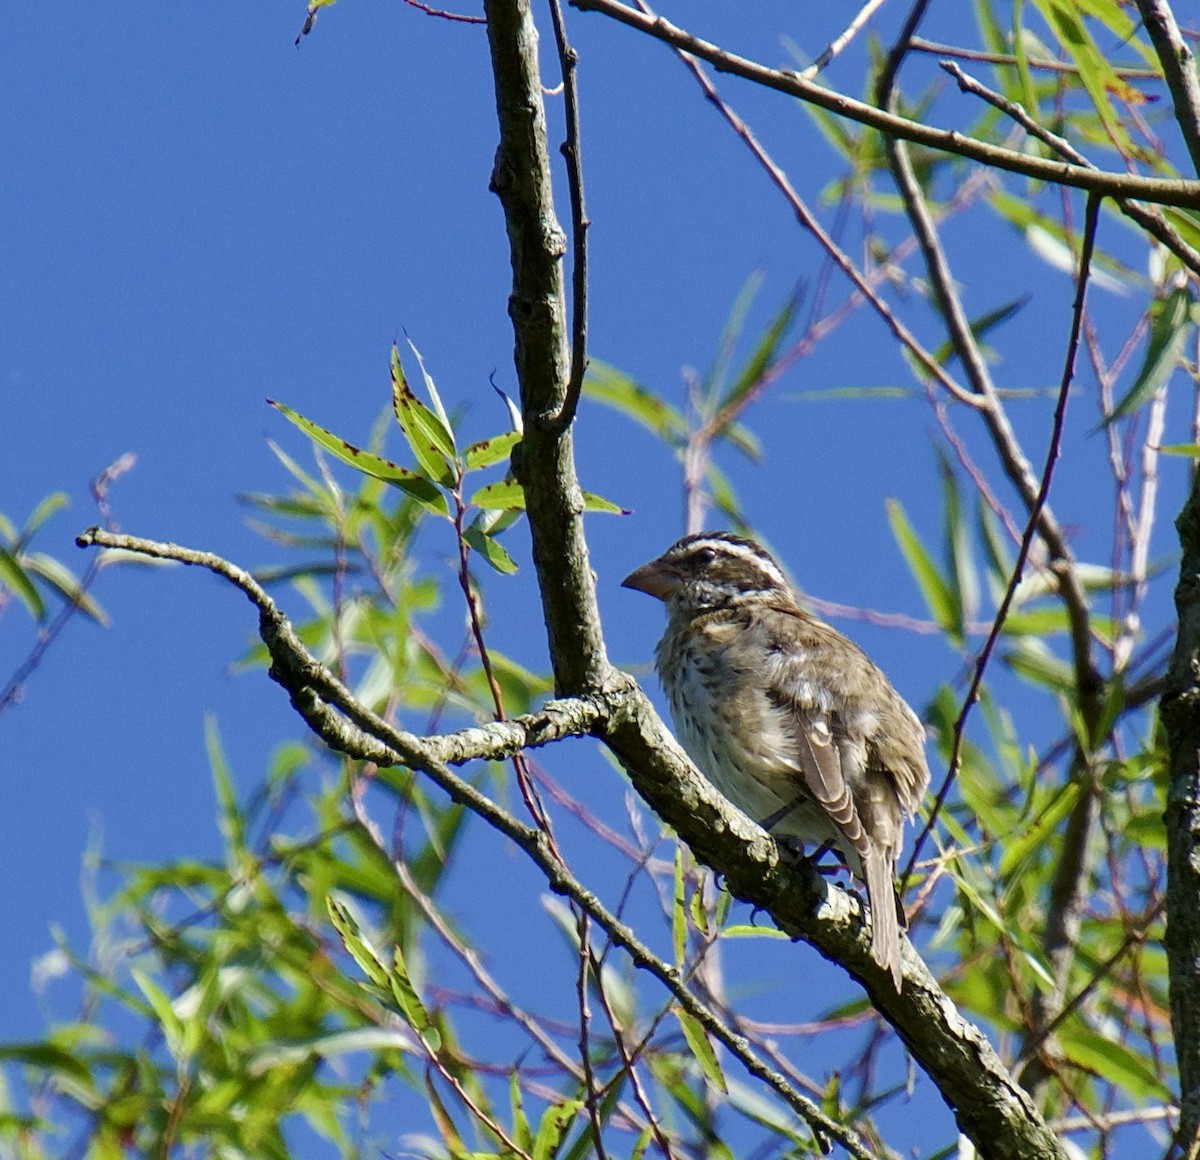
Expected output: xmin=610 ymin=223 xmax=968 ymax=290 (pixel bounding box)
xmin=764 ymin=679 xmax=873 ymax=866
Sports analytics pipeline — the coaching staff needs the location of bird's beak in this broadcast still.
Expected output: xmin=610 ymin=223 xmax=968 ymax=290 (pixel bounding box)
xmin=621 ymin=557 xmax=680 ymax=600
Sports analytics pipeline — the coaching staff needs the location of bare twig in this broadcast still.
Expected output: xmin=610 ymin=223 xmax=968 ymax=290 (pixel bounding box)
xmin=941 ymin=60 xmax=1200 ymax=277
xmin=546 ymin=0 xmax=590 ymax=432
xmin=569 ymin=0 xmax=1200 ymax=208
xmin=648 ymin=17 xmax=983 ymax=410
xmin=0 ymin=454 xmax=135 ymax=715
xmin=904 ymin=194 xmax=1104 ymax=884
xmin=909 ymin=37 xmax=1161 ymax=79
xmin=798 ymin=0 xmax=888 ymax=80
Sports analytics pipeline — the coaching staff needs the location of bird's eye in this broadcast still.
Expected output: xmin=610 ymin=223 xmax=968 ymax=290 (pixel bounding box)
xmin=693 ymin=546 xmax=717 ymax=566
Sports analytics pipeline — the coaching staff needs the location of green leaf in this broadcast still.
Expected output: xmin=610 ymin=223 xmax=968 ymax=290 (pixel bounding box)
xmin=0 ymin=1042 xmax=93 ymax=1083
xmin=391 ymin=346 xmax=456 ymax=485
xmin=886 ymin=498 xmax=960 ymax=642
xmin=938 ymin=450 xmax=978 ymax=636
xmin=1032 ymin=0 xmax=1141 ymax=158
xmin=462 ymin=521 xmax=519 ymax=575
xmin=464 ymin=430 xmax=521 ymax=471
xmin=405 ymin=337 xmax=455 ymax=447
xmin=718 ymin=285 xmax=801 ymax=414
xmin=584 ymin=361 xmax=688 ymax=446
xmin=999 ymin=782 xmax=1079 ymax=879
xmin=23 ymin=553 xmax=109 ymax=624
xmin=1105 ymin=288 xmax=1195 ymax=425
xmin=390 ymin=944 xmax=441 ymax=1050
xmin=206 ymin=718 xmax=246 ymax=861
xmin=21 ymin=491 xmax=70 ymax=542
xmin=469 ymin=480 xmax=526 ymax=511
xmin=674 ymin=1007 xmax=727 ymax=1093
xmin=268 ymin=399 xmax=449 ymax=516
xmin=533 ymin=1097 xmax=585 ymax=1160
xmin=672 ymin=847 xmax=687 ymax=967
xmin=1059 ymin=1028 xmax=1173 ymax=1101
xmin=582 ymin=491 xmax=630 ymax=515
xmin=510 ymin=1070 xmax=534 ymax=1153
xmin=0 ymin=546 xmax=46 ymax=621
xmin=326 ymin=896 xmax=390 ymax=989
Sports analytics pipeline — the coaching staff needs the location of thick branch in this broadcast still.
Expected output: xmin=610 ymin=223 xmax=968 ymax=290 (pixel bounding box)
xmin=570 ymin=0 xmax=1200 ymax=209
xmin=483 ymin=0 xmax=611 ymax=694
xmin=1165 ymin=469 xmax=1200 ymax=1156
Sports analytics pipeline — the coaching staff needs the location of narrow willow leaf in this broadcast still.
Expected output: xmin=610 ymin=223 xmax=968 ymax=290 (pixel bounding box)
xmin=931 ymin=296 xmax=1029 ymax=368
xmin=999 ymin=782 xmax=1079 ymax=879
xmin=1105 ymin=288 xmax=1195 ymax=425
xmin=1059 ymin=1029 xmax=1173 ymax=1101
xmin=268 ymin=399 xmax=449 ymax=517
xmin=469 ymin=480 xmax=526 ymax=511
xmin=0 ymin=1043 xmax=93 ymax=1083
xmin=582 ymin=490 xmax=630 ymax=515
xmin=719 ymin=285 xmax=801 ymax=415
xmin=510 ymin=1070 xmax=533 ymax=1153
xmin=21 ymin=491 xmax=69 ymax=541
xmin=492 ymin=381 xmax=524 ymax=435
xmin=675 ymin=1008 xmax=728 ymax=1093
xmin=1032 ymin=0 xmax=1140 ymax=157
xmin=206 ymin=718 xmax=245 ymax=859
xmin=326 ymin=896 xmax=390 ymax=988
xmin=405 ymin=337 xmax=455 ymax=446
xmin=886 ymin=498 xmax=960 ymax=642
xmin=424 ymin=1073 xmax=467 ymax=1154
xmin=390 ymin=945 xmax=441 ymax=1050
xmin=390 ymin=346 xmax=455 ymax=485
xmin=462 ymin=521 xmax=518 ymax=575
xmin=464 ymin=429 xmax=521 ymax=471
xmin=0 ymin=547 xmax=46 ymax=621
xmin=703 ymin=270 xmax=764 ymax=402
xmin=533 ymin=1097 xmax=585 ymax=1160
xmin=584 ymin=361 xmax=687 ymax=445
xmin=689 ymin=881 xmax=710 ymax=937
xmin=24 ymin=553 xmax=109 ymax=625
xmin=719 ymin=924 xmax=788 ymax=939
xmin=131 ymin=968 xmax=185 ymax=1054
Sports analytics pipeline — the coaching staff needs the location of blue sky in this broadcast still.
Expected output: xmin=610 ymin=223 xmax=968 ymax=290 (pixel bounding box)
xmin=2 ymin=2 xmax=1190 ymax=1153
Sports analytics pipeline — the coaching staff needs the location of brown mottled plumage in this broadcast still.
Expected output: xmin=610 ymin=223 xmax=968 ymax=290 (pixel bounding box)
xmin=623 ymin=532 xmax=929 ymax=989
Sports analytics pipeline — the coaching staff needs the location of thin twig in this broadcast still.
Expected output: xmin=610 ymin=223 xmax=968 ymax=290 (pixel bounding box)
xmin=646 ymin=10 xmax=983 ymax=410
xmin=799 ymin=0 xmax=888 ymax=80
xmin=904 ymin=193 xmax=1104 ymax=885
xmin=569 ymin=0 xmax=1200 ymax=208
xmin=909 ymin=36 xmax=1162 ymax=79
xmin=400 ymin=0 xmax=486 ymax=23
xmin=0 ymin=454 xmax=135 ymax=714
xmin=941 ymin=60 xmax=1200 ymax=277
xmin=546 ymin=0 xmax=590 ymax=431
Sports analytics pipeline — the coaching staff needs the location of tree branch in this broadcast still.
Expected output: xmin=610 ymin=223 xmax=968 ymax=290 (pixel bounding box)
xmin=1164 ymin=466 xmax=1200 ymax=1155
xmin=76 ymin=524 xmax=1066 ymax=1157
xmin=569 ymin=0 xmax=1200 ymax=208
xmin=1134 ymin=0 xmax=1200 ymax=178
xmin=483 ymin=0 xmax=611 ymax=693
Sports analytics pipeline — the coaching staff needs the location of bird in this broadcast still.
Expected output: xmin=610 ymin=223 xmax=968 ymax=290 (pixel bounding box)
xmin=622 ymin=531 xmax=930 ymax=988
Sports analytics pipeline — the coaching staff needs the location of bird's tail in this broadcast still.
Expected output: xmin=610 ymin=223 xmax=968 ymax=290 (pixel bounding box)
xmin=864 ymin=851 xmax=903 ymax=990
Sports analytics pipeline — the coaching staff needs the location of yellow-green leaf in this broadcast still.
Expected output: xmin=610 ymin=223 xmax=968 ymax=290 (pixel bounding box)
xmin=675 ymin=1007 xmax=727 ymax=1093
xmin=268 ymin=399 xmax=449 ymax=516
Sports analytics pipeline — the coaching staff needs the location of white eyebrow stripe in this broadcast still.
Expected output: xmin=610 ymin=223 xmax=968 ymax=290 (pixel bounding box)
xmin=683 ymin=536 xmax=789 ymax=589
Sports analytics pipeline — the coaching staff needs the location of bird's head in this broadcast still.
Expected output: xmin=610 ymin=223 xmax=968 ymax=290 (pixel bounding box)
xmin=622 ymin=532 xmax=792 ymax=613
